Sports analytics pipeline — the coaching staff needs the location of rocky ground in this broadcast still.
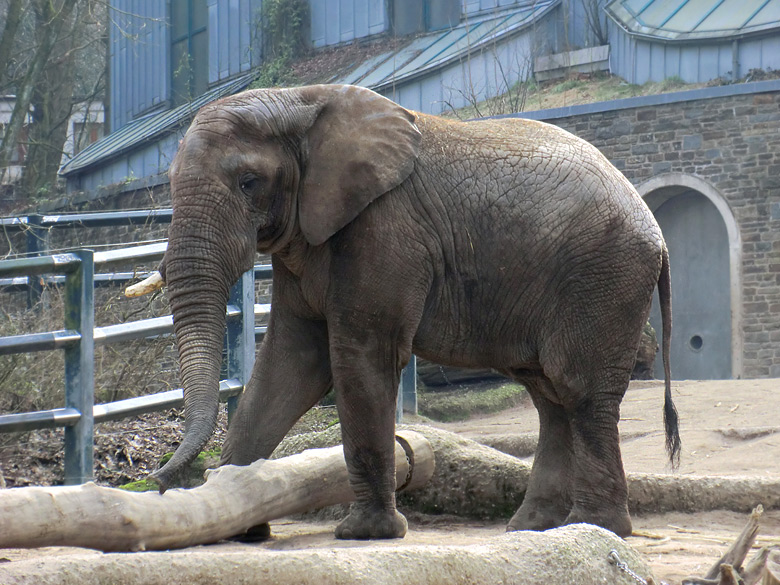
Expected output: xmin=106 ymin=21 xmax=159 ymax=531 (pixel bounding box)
xmin=1 ymin=378 xmax=779 ymax=584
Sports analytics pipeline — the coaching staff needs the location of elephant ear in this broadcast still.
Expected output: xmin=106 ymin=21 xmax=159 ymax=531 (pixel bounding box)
xmin=296 ymin=84 xmax=421 ymax=246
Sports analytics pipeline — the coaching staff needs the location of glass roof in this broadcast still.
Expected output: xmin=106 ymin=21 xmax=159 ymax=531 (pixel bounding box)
xmin=336 ymin=1 xmax=557 ymax=90
xmin=607 ymin=0 xmax=780 ymax=39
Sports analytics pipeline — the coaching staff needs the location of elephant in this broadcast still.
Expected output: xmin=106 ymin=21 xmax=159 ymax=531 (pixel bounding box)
xmin=145 ymin=83 xmax=680 ymax=539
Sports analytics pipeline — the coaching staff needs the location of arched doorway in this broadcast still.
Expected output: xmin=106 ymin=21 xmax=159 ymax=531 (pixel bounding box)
xmin=640 ymin=174 xmax=742 ymax=380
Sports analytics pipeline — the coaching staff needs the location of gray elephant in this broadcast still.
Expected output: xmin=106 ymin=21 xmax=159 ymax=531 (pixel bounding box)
xmin=146 ymin=84 xmax=679 ymax=539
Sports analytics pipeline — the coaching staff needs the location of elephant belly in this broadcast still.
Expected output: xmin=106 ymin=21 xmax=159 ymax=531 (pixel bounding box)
xmin=412 ymin=296 xmax=540 ymax=373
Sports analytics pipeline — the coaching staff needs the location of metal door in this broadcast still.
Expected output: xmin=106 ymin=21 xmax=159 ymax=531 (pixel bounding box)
xmin=649 ymin=190 xmax=732 ymax=379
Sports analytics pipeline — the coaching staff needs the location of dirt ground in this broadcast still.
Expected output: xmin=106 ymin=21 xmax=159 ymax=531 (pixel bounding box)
xmin=1 ymin=379 xmax=779 ymax=584
xmin=438 ymin=378 xmax=780 ymax=582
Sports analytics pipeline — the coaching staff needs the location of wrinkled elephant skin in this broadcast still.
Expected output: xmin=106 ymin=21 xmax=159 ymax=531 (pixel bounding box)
xmin=152 ymin=84 xmax=679 ymax=540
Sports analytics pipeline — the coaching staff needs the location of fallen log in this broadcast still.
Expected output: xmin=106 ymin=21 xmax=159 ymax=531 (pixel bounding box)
xmin=276 ymin=424 xmax=531 ymax=520
xmin=277 ymin=424 xmax=780 ymax=518
xmin=627 ymin=473 xmax=780 ymax=515
xmin=766 ymin=550 xmax=780 ymax=585
xmin=682 ymin=506 xmax=780 ymax=585
xmin=0 ymin=524 xmax=654 ymax=585
xmin=0 ymin=430 xmax=434 ymax=552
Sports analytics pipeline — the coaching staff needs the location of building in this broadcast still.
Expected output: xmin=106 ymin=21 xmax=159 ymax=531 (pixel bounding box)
xmin=0 ymin=97 xmax=104 ymax=186
xmin=607 ymin=0 xmax=780 ymax=84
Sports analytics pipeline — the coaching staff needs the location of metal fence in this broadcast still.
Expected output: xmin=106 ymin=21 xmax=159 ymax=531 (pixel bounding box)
xmin=0 ymin=208 xmax=417 ymax=485
xmin=0 ymin=240 xmax=262 ymax=484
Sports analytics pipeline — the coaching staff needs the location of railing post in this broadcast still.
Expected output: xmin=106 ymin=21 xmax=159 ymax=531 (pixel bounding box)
xmin=25 ymin=214 xmax=47 ymax=309
xmin=63 ymin=250 xmax=95 ymax=485
xmin=396 ymin=355 xmax=418 ymax=423
xmin=224 ymin=268 xmax=256 ymax=421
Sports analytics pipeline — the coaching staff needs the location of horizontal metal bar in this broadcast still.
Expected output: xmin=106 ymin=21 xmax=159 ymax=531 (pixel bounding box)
xmin=41 ymin=209 xmax=173 ymax=228
xmin=93 ymin=242 xmax=167 ymax=267
xmin=0 ymin=330 xmax=81 ymax=355
xmin=94 ymin=316 xmax=173 ymax=345
xmin=0 ymin=216 xmax=27 ymax=228
xmin=254 ymin=264 xmax=272 ymax=279
xmin=0 ymin=210 xmax=173 ymax=232
xmin=0 ymin=253 xmax=81 ymax=278
xmin=92 ymin=378 xmax=244 ymax=424
xmin=255 ymin=325 xmax=267 ymax=338
xmin=0 ymin=262 xmax=271 ymax=290
xmin=0 ymin=304 xmax=270 ymax=355
xmin=0 ymin=379 xmax=244 ymax=432
xmin=0 ymin=407 xmax=81 ymax=433
xmin=0 ymin=276 xmax=29 ymax=288
xmin=0 ymin=272 xmax=156 ymax=290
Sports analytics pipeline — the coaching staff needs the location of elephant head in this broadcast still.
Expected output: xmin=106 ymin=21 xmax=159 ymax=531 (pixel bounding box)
xmin=149 ymin=85 xmax=421 ymax=491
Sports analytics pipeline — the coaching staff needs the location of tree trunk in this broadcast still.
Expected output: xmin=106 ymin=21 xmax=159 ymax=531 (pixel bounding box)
xmin=19 ymin=5 xmax=78 ymax=198
xmin=764 ymin=550 xmax=780 ymax=585
xmin=0 ymin=524 xmax=652 ymax=585
xmin=0 ymin=430 xmax=434 ymax=552
xmin=0 ymin=0 xmax=25 ymax=91
xmin=0 ymin=0 xmax=77 ymax=182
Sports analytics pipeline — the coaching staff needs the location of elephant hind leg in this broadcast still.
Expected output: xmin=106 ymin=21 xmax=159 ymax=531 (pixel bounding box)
xmin=545 ymin=361 xmax=633 ymax=537
xmin=507 ymin=375 xmax=574 ymax=532
xmin=561 ymin=388 xmax=632 ymax=537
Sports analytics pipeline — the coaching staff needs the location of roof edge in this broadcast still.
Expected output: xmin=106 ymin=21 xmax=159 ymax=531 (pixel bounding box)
xmin=60 ymin=73 xmax=256 ymax=177
xmin=493 ymin=78 xmax=780 ymax=122
xmin=372 ymin=0 xmax=560 ymax=93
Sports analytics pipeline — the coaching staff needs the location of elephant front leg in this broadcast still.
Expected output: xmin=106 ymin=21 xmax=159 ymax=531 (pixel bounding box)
xmin=330 ymin=337 xmax=408 ymax=540
xmin=222 ymin=314 xmax=332 ymax=542
xmin=221 ymin=315 xmax=332 ymax=466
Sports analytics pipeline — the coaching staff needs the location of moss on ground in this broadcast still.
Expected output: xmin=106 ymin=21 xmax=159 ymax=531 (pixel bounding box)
xmin=118 ymin=449 xmax=222 ymax=492
xmin=418 ymin=382 xmax=526 ymax=422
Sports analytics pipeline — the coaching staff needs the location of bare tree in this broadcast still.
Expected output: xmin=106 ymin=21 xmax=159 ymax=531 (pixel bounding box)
xmin=0 ymin=0 xmax=24 ymax=87
xmin=0 ymin=0 xmax=106 ymax=200
xmin=19 ymin=1 xmax=106 ymax=199
xmin=582 ymin=0 xmax=607 ymax=47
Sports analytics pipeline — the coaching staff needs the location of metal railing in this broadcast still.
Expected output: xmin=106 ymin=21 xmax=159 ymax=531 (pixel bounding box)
xmin=1 ymin=209 xmax=173 ymax=305
xmin=0 ymin=242 xmax=261 ymax=484
xmin=0 ymin=208 xmax=417 ymax=485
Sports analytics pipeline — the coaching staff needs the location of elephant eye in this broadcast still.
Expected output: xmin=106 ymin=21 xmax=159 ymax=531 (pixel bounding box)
xmin=238 ymin=173 xmax=264 ymax=197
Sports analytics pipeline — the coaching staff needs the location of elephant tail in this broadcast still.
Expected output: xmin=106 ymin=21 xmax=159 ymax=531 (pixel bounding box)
xmin=659 ymin=244 xmax=681 ymax=467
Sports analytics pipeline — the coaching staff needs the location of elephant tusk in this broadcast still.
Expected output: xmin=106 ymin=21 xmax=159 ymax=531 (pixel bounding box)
xmin=125 ymin=271 xmax=165 ymax=297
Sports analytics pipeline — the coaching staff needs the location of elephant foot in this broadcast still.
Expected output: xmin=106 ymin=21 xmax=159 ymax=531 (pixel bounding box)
xmin=506 ymin=499 xmax=569 ymax=533
xmin=564 ymin=506 xmax=632 ymax=538
xmin=228 ymin=522 xmax=272 ymax=542
xmin=335 ymin=504 xmax=408 ymax=540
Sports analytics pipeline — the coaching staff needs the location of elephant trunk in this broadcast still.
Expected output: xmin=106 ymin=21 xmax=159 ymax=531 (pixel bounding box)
xmin=150 ymin=236 xmax=236 ymax=493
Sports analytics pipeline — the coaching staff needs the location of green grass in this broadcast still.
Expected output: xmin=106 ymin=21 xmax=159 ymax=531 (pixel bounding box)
xmin=418 ymin=382 xmax=526 ymax=422
xmin=551 ymin=78 xmax=585 ymax=93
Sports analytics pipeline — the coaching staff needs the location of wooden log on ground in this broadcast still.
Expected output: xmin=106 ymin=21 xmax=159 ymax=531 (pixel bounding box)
xmin=0 ymin=431 xmax=434 ymax=552
xmin=277 ymin=424 xmax=780 ymax=519
xmin=627 ymin=473 xmax=780 ymax=515
xmin=276 ymin=424 xmax=532 ymax=520
xmin=703 ymin=504 xmax=762 ymax=580
xmin=765 ymin=550 xmax=780 ymax=585
xmin=0 ymin=524 xmax=654 ymax=585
